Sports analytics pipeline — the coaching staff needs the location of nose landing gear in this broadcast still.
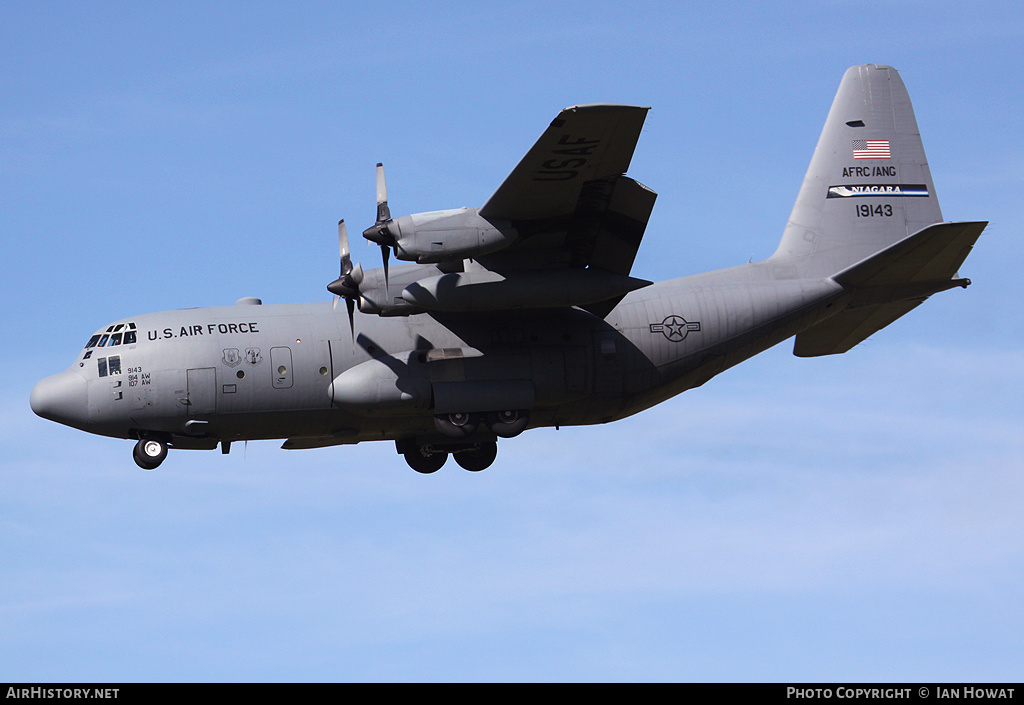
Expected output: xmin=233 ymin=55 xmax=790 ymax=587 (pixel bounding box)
xmin=133 ymin=437 xmax=168 ymax=470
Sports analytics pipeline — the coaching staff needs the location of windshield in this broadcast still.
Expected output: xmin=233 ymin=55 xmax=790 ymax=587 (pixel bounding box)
xmin=84 ymin=322 xmax=137 ymax=350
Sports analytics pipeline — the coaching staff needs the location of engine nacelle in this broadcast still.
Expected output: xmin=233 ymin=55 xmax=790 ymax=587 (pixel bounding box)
xmin=387 ymin=208 xmax=516 ymax=264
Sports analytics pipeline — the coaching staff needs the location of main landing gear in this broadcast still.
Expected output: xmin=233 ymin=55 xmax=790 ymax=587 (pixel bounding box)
xmin=400 ymin=440 xmax=499 ymax=474
xmin=133 ymin=437 xmax=168 ymax=470
xmin=415 ymin=407 xmax=523 ymax=472
xmin=434 ymin=409 xmax=528 ymax=439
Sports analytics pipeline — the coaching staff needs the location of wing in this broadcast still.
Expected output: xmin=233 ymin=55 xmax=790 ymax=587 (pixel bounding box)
xmin=338 ymin=105 xmax=657 ymax=318
xmin=480 ymin=104 xmax=650 ymax=222
xmin=476 ymin=105 xmax=657 ymax=315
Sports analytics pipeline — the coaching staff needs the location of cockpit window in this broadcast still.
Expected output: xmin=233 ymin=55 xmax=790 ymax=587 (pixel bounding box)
xmin=97 ymin=356 xmax=121 ymax=377
xmin=87 ymin=323 xmax=138 ymax=351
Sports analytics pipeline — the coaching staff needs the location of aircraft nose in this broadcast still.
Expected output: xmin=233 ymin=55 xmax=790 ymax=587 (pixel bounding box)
xmin=30 ymin=370 xmax=89 ymax=428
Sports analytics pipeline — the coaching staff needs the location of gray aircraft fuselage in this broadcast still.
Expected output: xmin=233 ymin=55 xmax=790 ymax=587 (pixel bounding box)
xmin=32 ymin=263 xmax=839 ymax=447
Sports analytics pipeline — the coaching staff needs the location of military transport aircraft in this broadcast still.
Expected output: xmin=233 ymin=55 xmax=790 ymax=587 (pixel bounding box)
xmin=31 ymin=65 xmax=985 ymax=473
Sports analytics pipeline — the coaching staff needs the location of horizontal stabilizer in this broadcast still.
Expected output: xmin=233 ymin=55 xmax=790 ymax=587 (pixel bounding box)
xmin=794 ymin=299 xmax=926 ymax=357
xmin=833 ymin=221 xmax=987 ymax=289
xmin=794 ymin=221 xmax=986 ymax=357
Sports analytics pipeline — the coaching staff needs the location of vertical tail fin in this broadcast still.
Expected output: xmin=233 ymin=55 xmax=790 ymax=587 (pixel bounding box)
xmin=771 ymin=64 xmax=943 ymax=278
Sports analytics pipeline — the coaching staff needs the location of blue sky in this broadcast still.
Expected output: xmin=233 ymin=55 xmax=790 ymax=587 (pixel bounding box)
xmin=3 ymin=0 xmax=1023 ymax=682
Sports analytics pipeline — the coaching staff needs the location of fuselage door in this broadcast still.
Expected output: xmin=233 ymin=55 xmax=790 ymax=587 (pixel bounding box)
xmin=186 ymin=367 xmax=217 ymax=415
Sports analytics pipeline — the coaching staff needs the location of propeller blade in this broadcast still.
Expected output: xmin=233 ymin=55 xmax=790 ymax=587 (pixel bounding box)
xmin=338 ymin=219 xmax=352 ymax=276
xmin=381 ymin=243 xmax=390 ymax=293
xmin=361 ymin=163 xmax=396 ymax=277
xmin=375 ymin=163 xmax=390 ymax=223
xmin=345 ymin=297 xmax=355 ymax=340
xmin=329 ymin=219 xmax=362 ymax=326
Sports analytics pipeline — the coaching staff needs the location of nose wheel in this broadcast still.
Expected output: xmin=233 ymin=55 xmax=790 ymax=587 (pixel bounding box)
xmin=133 ymin=438 xmax=168 ymax=470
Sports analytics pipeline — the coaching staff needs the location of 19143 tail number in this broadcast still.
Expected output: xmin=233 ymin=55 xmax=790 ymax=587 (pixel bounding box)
xmin=855 ymin=204 xmax=893 ymax=217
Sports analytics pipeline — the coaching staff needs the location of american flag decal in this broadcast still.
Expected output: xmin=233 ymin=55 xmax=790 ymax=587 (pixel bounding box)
xmin=852 ymin=139 xmax=891 ymax=159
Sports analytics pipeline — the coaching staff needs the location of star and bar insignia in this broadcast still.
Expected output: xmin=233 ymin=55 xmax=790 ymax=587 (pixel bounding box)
xmin=649 ymin=315 xmax=701 ymax=342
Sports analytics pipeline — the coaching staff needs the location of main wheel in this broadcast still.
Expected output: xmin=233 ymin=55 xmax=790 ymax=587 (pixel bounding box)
xmin=404 ymin=447 xmax=448 ymax=474
xmin=434 ymin=411 xmax=480 ymax=438
xmin=484 ymin=409 xmax=529 ymax=438
xmin=133 ymin=438 xmax=168 ymax=470
xmin=454 ymin=442 xmax=497 ymax=472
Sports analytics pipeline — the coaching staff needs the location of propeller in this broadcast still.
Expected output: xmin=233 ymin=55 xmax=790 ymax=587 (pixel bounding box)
xmin=375 ymin=162 xmax=391 ymax=223
xmin=362 ymin=162 xmax=393 ymax=292
xmin=327 ymin=219 xmax=363 ymax=338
